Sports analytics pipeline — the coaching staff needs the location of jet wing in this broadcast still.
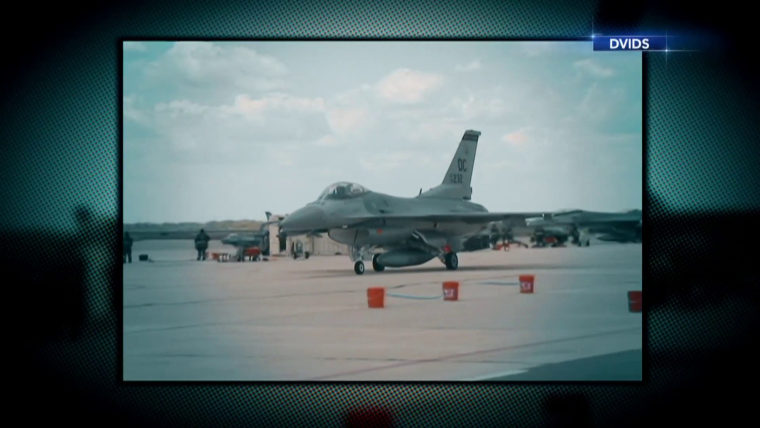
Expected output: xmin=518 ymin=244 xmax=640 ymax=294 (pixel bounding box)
xmin=525 ymin=209 xmax=642 ymax=227
xmin=342 ymin=212 xmax=545 ymax=225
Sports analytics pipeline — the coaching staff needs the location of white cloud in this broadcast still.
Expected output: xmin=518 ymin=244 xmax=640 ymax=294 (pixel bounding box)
xmin=124 ymin=41 xmax=147 ymax=52
xmin=358 ymin=151 xmax=421 ymax=172
xmin=403 ymin=122 xmax=468 ymax=147
xmin=501 ymin=129 xmax=529 ymax=146
xmin=144 ymin=42 xmax=290 ymax=99
xmin=326 ymin=107 xmax=372 ymax=135
xmin=141 ymin=93 xmax=330 ymax=161
xmin=447 ymin=93 xmax=509 ymax=120
xmin=313 ymin=134 xmax=342 ymax=147
xmin=153 ymin=93 xmax=326 ymax=123
xmin=455 ymin=60 xmax=482 ymax=72
xmin=375 ymin=68 xmax=444 ymax=104
xmin=123 ymin=95 xmax=149 ymax=125
xmin=230 ymin=93 xmax=325 ymax=117
xmin=155 ymin=99 xmax=210 ymax=116
xmin=574 ymin=59 xmax=615 ymax=78
xmin=521 ymin=42 xmax=559 ymax=57
xmin=577 ymin=83 xmax=627 ymax=123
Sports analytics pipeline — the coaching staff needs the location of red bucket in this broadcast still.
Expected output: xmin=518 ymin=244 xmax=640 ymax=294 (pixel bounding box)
xmin=442 ymin=281 xmax=460 ymax=301
xmin=628 ymin=291 xmax=642 ymax=312
xmin=367 ymin=287 xmax=385 ymax=308
xmin=519 ymin=275 xmax=535 ymax=294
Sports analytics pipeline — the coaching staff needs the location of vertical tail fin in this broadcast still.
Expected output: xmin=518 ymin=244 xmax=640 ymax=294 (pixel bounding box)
xmin=419 ymin=130 xmax=480 ymax=200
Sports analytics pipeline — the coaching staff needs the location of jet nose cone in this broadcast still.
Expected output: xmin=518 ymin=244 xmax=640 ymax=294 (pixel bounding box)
xmin=281 ymin=205 xmax=326 ymax=233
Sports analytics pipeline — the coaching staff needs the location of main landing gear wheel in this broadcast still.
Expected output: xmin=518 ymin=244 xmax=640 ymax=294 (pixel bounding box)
xmin=444 ymin=252 xmax=459 ymax=270
xmin=354 ymin=261 xmax=365 ymax=275
xmin=372 ymin=254 xmax=385 ymax=272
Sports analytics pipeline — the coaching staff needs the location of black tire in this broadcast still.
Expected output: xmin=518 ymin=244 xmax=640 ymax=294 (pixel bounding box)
xmin=444 ymin=252 xmax=459 ymax=270
xmin=304 ymin=252 xmax=310 ymax=259
xmin=372 ymin=254 xmax=385 ymax=272
xmin=354 ymin=261 xmax=365 ymax=275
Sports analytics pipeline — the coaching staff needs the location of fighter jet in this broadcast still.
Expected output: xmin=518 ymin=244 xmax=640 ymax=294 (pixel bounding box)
xmin=279 ymin=130 xmax=542 ymax=274
xmin=524 ymin=209 xmax=642 ymax=246
xmin=220 ymin=214 xmax=277 ymax=261
xmin=221 ymin=232 xmax=269 ymax=261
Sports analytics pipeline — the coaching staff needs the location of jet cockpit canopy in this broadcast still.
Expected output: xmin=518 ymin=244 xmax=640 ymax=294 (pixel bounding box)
xmin=317 ymin=182 xmax=369 ymax=200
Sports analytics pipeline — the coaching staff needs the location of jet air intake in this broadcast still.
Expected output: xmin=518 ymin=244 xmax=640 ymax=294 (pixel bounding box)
xmin=376 ymin=249 xmax=435 ymax=267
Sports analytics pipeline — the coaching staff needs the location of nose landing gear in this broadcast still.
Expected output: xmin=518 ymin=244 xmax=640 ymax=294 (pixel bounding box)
xmin=354 ymin=261 xmax=365 ymax=275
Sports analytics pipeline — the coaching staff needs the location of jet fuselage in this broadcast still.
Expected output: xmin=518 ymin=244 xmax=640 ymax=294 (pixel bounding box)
xmin=281 ymin=190 xmax=488 ymax=252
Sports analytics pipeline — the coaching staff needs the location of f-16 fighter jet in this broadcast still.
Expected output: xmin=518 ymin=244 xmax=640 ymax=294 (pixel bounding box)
xmin=280 ymin=130 xmax=542 ymax=274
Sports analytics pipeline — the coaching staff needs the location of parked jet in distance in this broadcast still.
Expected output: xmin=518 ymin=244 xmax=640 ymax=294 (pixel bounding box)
xmin=524 ymin=209 xmax=642 ymax=245
xmin=221 ymin=214 xmax=279 ymax=260
xmin=530 ymin=225 xmax=580 ymax=247
xmin=279 ymin=130 xmax=544 ymax=274
xmin=221 ymin=232 xmax=269 ymax=261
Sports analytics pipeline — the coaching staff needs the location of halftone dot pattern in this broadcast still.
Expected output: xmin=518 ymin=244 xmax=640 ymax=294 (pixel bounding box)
xmin=1 ymin=29 xmax=121 ymax=420
xmin=647 ymin=53 xmax=760 ymax=214
xmin=117 ymin=0 xmax=594 ymax=39
xmin=3 ymin=39 xmax=118 ymax=229
xmin=645 ymin=47 xmax=760 ymax=403
xmin=643 ymin=49 xmax=760 ymax=427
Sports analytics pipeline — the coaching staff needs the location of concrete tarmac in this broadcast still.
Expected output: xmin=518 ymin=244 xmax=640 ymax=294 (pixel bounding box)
xmin=124 ymin=240 xmax=642 ymax=381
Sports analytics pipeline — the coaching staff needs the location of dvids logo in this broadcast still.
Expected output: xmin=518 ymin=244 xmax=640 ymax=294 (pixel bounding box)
xmin=593 ymin=35 xmax=666 ymax=51
xmin=609 ymin=38 xmax=650 ymax=50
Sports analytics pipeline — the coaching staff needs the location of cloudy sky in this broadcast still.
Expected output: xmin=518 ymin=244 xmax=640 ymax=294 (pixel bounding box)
xmin=123 ymin=41 xmax=641 ymax=223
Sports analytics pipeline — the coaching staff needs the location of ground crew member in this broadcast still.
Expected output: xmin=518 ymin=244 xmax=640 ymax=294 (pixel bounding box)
xmin=194 ymin=229 xmax=210 ymax=260
xmin=123 ymin=232 xmax=133 ymax=263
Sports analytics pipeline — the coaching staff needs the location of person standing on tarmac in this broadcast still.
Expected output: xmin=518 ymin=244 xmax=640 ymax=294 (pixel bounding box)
xmin=194 ymin=229 xmax=210 ymax=261
xmin=123 ymin=231 xmax=133 ymax=263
